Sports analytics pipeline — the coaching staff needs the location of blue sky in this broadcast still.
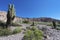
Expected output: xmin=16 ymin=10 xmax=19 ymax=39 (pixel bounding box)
xmin=0 ymin=0 xmax=60 ymax=19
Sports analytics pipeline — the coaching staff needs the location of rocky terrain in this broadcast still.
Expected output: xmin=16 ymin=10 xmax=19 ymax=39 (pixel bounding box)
xmin=0 ymin=24 xmax=30 ymax=40
xmin=0 ymin=11 xmax=7 ymax=22
xmin=37 ymin=24 xmax=60 ymax=40
xmin=0 ymin=11 xmax=60 ymax=40
xmin=0 ymin=11 xmax=60 ymax=23
xmin=0 ymin=11 xmax=22 ymax=23
xmin=0 ymin=24 xmax=59 ymax=40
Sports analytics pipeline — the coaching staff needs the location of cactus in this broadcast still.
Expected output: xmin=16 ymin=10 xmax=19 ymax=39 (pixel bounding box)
xmin=6 ymin=4 xmax=15 ymax=28
xmin=31 ymin=21 xmax=34 ymax=26
xmin=31 ymin=18 xmax=35 ymax=26
xmin=52 ymin=21 xmax=56 ymax=29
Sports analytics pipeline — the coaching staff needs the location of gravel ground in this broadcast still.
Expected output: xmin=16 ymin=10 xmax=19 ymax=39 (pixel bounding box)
xmin=0 ymin=24 xmax=60 ymax=40
xmin=37 ymin=24 xmax=60 ymax=40
xmin=0 ymin=30 xmax=24 ymax=40
xmin=45 ymin=28 xmax=60 ymax=40
xmin=0 ymin=24 xmax=30 ymax=40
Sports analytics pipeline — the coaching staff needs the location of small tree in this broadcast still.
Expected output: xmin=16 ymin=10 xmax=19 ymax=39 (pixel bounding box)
xmin=52 ymin=21 xmax=56 ymax=29
xmin=6 ymin=4 xmax=15 ymax=28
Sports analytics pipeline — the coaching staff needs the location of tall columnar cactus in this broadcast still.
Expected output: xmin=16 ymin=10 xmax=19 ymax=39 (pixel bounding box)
xmin=32 ymin=21 xmax=34 ymax=26
xmin=52 ymin=21 xmax=56 ymax=29
xmin=31 ymin=18 xmax=35 ymax=26
xmin=6 ymin=4 xmax=15 ymax=28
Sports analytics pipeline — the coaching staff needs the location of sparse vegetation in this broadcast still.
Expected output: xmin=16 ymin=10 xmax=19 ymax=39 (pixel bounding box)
xmin=23 ymin=20 xmax=29 ymax=24
xmin=56 ymin=26 xmax=60 ymax=30
xmin=57 ymin=24 xmax=60 ymax=27
xmin=23 ymin=26 xmax=43 ymax=40
xmin=12 ymin=23 xmax=22 ymax=26
xmin=56 ymin=28 xmax=60 ymax=30
xmin=47 ymin=23 xmax=52 ymax=26
xmin=0 ymin=27 xmax=22 ymax=36
xmin=12 ymin=27 xmax=21 ymax=34
xmin=0 ymin=28 xmax=12 ymax=36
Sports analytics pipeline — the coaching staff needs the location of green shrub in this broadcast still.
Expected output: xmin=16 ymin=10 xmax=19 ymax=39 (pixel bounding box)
xmin=11 ymin=23 xmax=22 ymax=26
xmin=23 ymin=20 xmax=29 ymax=24
xmin=0 ymin=27 xmax=21 ymax=36
xmin=0 ymin=28 xmax=12 ymax=36
xmin=57 ymin=24 xmax=60 ymax=27
xmin=23 ymin=27 xmax=43 ymax=40
xmin=23 ymin=30 xmax=33 ymax=40
xmin=47 ymin=24 xmax=52 ymax=26
xmin=12 ymin=27 xmax=21 ymax=34
xmin=30 ymin=26 xmax=36 ymax=31
xmin=26 ymin=27 xmax=30 ymax=30
xmin=56 ymin=27 xmax=60 ymax=30
xmin=26 ymin=26 xmax=36 ymax=31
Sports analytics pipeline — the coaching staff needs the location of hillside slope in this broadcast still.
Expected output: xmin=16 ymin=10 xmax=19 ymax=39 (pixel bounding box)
xmin=0 ymin=11 xmax=22 ymax=23
xmin=0 ymin=11 xmax=60 ymax=23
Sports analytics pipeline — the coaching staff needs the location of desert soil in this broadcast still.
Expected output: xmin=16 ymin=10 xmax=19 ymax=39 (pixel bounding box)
xmin=0 ymin=24 xmax=60 ymax=40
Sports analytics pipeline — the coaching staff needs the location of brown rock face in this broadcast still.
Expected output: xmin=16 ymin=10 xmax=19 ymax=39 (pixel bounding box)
xmin=0 ymin=11 xmax=7 ymax=22
xmin=0 ymin=11 xmax=22 ymax=23
xmin=0 ymin=11 xmax=60 ymax=23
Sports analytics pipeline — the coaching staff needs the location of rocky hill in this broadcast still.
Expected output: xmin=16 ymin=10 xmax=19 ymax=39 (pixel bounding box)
xmin=27 ymin=17 xmax=60 ymax=22
xmin=0 ymin=11 xmax=60 ymax=23
xmin=0 ymin=11 xmax=22 ymax=23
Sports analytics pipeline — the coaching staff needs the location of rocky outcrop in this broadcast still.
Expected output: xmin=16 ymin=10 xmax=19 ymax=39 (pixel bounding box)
xmin=0 ymin=11 xmax=7 ymax=22
xmin=0 ymin=11 xmax=22 ymax=23
xmin=25 ymin=17 xmax=60 ymax=23
xmin=0 ymin=11 xmax=60 ymax=23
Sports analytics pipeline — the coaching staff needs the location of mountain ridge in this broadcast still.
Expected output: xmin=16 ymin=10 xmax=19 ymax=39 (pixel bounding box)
xmin=0 ymin=11 xmax=60 ymax=23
